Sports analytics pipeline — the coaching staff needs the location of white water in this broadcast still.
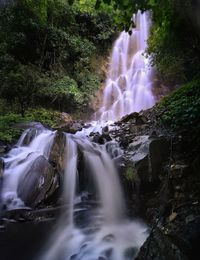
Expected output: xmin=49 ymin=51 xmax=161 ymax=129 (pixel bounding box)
xmin=98 ymin=11 xmax=155 ymax=121
xmin=40 ymin=133 xmax=148 ymax=260
xmin=2 ymin=129 xmax=55 ymax=210
xmin=0 ymin=10 xmax=154 ymax=260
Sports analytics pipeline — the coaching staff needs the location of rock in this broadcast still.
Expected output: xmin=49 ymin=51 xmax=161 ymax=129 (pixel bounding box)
xmin=136 ymin=228 xmax=189 ymax=260
xmin=185 ymin=214 xmax=196 ymax=224
xmin=168 ymin=212 xmax=177 ymax=222
xmin=124 ymin=247 xmax=137 ymax=258
xmin=0 ymin=145 xmax=6 ymax=155
xmin=102 ymin=234 xmax=115 ymax=242
xmin=101 ymin=248 xmax=113 ymax=258
xmin=69 ymin=122 xmax=83 ymax=133
xmin=18 ymin=155 xmax=59 ymax=207
xmin=118 ymin=112 xmax=147 ymax=125
xmin=0 ymin=158 xmax=4 ymax=208
xmin=60 ymin=112 xmax=73 ymax=123
xmin=102 ymin=125 xmax=109 ymax=134
xmin=49 ymin=131 xmax=66 ymax=175
xmin=92 ymin=133 xmax=104 ymax=144
xmin=170 ymin=164 xmax=189 ymax=179
xmin=98 ymin=257 xmax=107 ymax=260
xmin=0 ymin=158 xmax=4 ymax=178
xmin=149 ymin=138 xmax=170 ymax=179
xmin=14 ymin=122 xmax=44 ymax=130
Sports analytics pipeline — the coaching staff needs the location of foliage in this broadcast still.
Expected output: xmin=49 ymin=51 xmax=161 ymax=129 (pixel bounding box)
xmin=0 ymin=0 xmax=115 ymax=117
xmin=158 ymin=79 xmax=200 ymax=130
xmin=146 ymin=0 xmax=200 ymax=84
xmin=25 ymin=107 xmax=60 ymax=128
xmin=38 ymin=76 xmax=83 ymax=111
xmin=95 ymin=0 xmax=151 ymax=30
xmin=0 ymin=113 xmax=25 ymax=143
xmin=0 ymin=64 xmax=42 ymax=116
xmin=0 ymin=108 xmax=60 ymax=143
xmin=124 ymin=167 xmax=138 ymax=182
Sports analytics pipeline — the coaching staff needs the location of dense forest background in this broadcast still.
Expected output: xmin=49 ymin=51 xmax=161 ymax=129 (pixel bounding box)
xmin=0 ymin=0 xmax=200 ymax=143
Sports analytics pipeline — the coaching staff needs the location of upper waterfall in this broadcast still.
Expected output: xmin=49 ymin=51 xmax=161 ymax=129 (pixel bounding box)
xmin=98 ymin=11 xmax=155 ymax=121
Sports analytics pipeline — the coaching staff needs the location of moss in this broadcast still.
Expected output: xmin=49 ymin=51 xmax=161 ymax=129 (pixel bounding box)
xmin=158 ymin=79 xmax=200 ymax=131
xmin=124 ymin=167 xmax=138 ymax=182
xmin=0 ymin=108 xmax=60 ymax=143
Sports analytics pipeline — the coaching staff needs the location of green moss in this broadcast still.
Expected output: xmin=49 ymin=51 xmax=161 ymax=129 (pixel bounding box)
xmin=0 ymin=108 xmax=60 ymax=143
xmin=158 ymin=79 xmax=200 ymax=130
xmin=124 ymin=167 xmax=137 ymax=182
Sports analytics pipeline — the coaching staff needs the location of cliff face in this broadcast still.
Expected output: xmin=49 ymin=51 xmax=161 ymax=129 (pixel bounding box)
xmin=109 ymin=109 xmax=200 ymax=260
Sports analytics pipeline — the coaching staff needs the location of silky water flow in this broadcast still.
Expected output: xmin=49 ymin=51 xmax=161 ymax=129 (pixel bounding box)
xmin=0 ymin=10 xmax=155 ymax=260
xmin=98 ymin=11 xmax=155 ymax=121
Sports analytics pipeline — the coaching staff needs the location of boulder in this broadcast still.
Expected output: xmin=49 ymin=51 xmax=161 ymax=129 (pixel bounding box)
xmin=59 ymin=112 xmax=73 ymax=124
xmin=126 ymin=136 xmax=170 ymax=183
xmin=0 ymin=157 xmax=4 ymax=178
xmin=0 ymin=145 xmax=6 ymax=155
xmin=54 ymin=121 xmax=83 ymax=134
xmin=49 ymin=131 xmax=66 ymax=175
xmin=136 ymin=228 xmax=189 ymax=260
xmin=0 ymin=158 xmax=4 ymax=207
xmin=18 ymin=155 xmax=59 ymax=207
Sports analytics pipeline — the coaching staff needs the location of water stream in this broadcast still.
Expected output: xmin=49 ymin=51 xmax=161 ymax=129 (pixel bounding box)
xmin=97 ymin=11 xmax=155 ymax=121
xmin=0 ymin=10 xmax=154 ymax=260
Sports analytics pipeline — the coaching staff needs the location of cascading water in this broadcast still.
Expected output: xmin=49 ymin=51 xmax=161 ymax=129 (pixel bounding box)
xmin=1 ymin=127 xmax=148 ymax=260
xmin=40 ymin=133 xmax=148 ymax=260
xmin=98 ymin=11 xmax=155 ymax=121
xmin=0 ymin=10 xmax=154 ymax=260
xmin=2 ymin=127 xmax=55 ymax=210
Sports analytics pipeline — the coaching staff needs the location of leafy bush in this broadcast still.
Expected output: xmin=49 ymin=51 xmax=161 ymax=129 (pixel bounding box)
xmin=0 ymin=108 xmax=60 ymax=143
xmin=158 ymin=79 xmax=200 ymax=130
xmin=0 ymin=113 xmax=25 ymax=143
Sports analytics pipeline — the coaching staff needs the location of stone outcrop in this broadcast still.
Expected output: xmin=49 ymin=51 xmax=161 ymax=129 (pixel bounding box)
xmin=18 ymin=155 xmax=59 ymax=207
xmin=49 ymin=131 xmax=66 ymax=176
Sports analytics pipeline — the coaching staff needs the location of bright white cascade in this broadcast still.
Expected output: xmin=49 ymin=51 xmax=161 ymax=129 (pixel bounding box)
xmin=99 ymin=11 xmax=155 ymax=121
xmin=2 ymin=128 xmax=55 ymax=210
xmin=41 ymin=133 xmax=148 ymax=260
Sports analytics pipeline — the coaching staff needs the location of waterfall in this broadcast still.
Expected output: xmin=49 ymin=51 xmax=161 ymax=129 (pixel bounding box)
xmin=39 ymin=131 xmax=148 ymax=260
xmin=99 ymin=11 xmax=155 ymax=121
xmin=2 ymin=128 xmax=55 ymax=210
xmin=0 ymin=10 xmax=152 ymax=260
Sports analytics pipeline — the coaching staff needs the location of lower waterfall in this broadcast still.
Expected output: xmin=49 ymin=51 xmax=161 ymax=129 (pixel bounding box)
xmin=1 ymin=126 xmax=148 ymax=260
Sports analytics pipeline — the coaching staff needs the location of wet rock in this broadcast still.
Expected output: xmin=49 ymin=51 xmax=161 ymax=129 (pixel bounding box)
xmin=102 ymin=248 xmax=113 ymax=258
xmin=60 ymin=112 xmax=73 ymax=123
xmin=136 ymin=228 xmax=189 ymax=260
xmin=69 ymin=122 xmax=83 ymax=133
xmin=54 ymin=120 xmax=82 ymax=134
xmin=126 ymin=136 xmax=170 ymax=181
xmin=14 ymin=122 xmax=44 ymax=130
xmin=98 ymin=257 xmax=107 ymax=260
xmin=0 ymin=158 xmax=4 ymax=208
xmin=170 ymin=164 xmax=189 ymax=179
xmin=70 ymin=254 xmax=78 ymax=260
xmin=49 ymin=131 xmax=66 ymax=175
xmin=92 ymin=133 xmax=104 ymax=144
xmin=102 ymin=234 xmax=115 ymax=242
xmin=124 ymin=247 xmax=137 ymax=258
xmin=149 ymin=138 xmax=170 ymax=179
xmin=0 ymin=158 xmax=4 ymax=178
xmin=101 ymin=133 xmax=112 ymax=142
xmin=18 ymin=155 xmax=59 ymax=207
xmin=0 ymin=145 xmax=6 ymax=155
xmin=102 ymin=125 xmax=109 ymax=134
xmin=19 ymin=128 xmax=42 ymax=146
